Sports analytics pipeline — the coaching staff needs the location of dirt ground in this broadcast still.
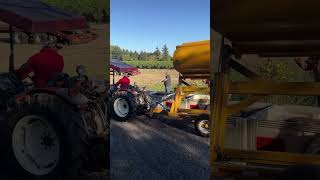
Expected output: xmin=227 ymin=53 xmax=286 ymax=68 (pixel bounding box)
xmin=0 ymin=24 xmax=108 ymax=80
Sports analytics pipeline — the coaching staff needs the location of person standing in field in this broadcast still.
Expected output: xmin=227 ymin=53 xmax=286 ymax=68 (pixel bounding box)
xmin=161 ymin=72 xmax=171 ymax=93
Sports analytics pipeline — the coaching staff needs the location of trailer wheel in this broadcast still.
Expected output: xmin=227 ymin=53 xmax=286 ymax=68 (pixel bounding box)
xmin=109 ymin=91 xmax=137 ymax=121
xmin=195 ymin=118 xmax=210 ymax=138
xmin=32 ymin=33 xmax=48 ymax=44
xmin=13 ymin=32 xmax=28 ymax=44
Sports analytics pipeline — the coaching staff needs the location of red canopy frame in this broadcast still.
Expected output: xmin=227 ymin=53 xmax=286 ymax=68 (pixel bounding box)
xmin=0 ymin=1 xmax=88 ymax=32
xmin=0 ymin=0 xmax=89 ymax=72
xmin=110 ymin=59 xmax=140 ymax=84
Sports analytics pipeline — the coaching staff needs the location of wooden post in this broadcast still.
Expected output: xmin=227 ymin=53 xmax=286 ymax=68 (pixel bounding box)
xmin=9 ymin=25 xmax=14 ymax=72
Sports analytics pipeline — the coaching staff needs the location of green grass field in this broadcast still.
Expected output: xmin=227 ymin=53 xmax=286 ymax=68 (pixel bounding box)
xmin=123 ymin=60 xmax=174 ymax=69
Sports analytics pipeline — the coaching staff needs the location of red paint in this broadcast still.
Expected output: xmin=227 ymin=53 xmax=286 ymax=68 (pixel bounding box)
xmin=165 ymin=102 xmax=172 ymax=107
xmin=15 ymin=93 xmax=27 ymax=102
xmin=16 ymin=48 xmax=64 ymax=88
xmin=0 ymin=4 xmax=87 ymax=32
xmin=115 ymin=76 xmax=130 ymax=89
xmin=190 ymin=105 xmax=200 ymax=109
xmin=110 ymin=59 xmax=140 ymax=74
xmin=256 ymin=137 xmax=285 ymax=152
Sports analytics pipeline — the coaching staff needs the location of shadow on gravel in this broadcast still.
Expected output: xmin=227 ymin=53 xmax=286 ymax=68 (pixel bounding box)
xmin=110 ymin=118 xmax=210 ymax=180
xmin=140 ymin=114 xmax=204 ymax=138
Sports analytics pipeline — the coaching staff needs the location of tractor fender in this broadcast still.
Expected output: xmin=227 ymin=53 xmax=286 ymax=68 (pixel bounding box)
xmin=114 ymin=89 xmax=135 ymax=96
xmin=15 ymin=88 xmax=88 ymax=107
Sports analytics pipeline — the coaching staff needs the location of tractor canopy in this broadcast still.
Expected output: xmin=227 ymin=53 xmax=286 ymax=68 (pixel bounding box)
xmin=0 ymin=0 xmax=89 ymax=32
xmin=110 ymin=59 xmax=140 ymax=75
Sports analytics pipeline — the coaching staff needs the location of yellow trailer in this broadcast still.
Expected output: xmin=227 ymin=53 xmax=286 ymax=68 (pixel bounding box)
xmin=151 ymin=40 xmax=211 ymax=137
xmin=173 ymin=40 xmax=210 ymax=78
xmin=211 ymin=0 xmax=320 ymax=179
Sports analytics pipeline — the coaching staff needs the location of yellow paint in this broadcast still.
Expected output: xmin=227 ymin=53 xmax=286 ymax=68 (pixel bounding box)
xmin=152 ymin=107 xmax=163 ymax=113
xmin=173 ymin=40 xmax=210 ymax=77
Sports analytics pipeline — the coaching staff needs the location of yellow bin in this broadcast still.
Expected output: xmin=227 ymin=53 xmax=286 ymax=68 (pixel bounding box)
xmin=173 ymin=40 xmax=210 ymax=77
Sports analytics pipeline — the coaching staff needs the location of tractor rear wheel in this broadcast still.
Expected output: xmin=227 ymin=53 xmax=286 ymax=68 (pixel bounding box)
xmin=109 ymin=91 xmax=137 ymax=121
xmin=5 ymin=94 xmax=90 ymax=179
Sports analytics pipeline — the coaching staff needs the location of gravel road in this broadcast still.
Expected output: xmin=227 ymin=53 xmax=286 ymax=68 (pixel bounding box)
xmin=110 ymin=116 xmax=210 ymax=180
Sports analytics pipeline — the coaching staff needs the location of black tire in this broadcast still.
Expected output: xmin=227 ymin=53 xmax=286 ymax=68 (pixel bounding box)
xmin=194 ymin=115 xmax=210 ymax=138
xmin=86 ymin=138 xmax=109 ymax=171
xmin=4 ymin=94 xmax=90 ymax=179
xmin=109 ymin=91 xmax=137 ymax=121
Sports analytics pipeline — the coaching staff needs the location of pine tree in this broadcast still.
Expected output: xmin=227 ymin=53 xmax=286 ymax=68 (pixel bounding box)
xmin=154 ymin=47 xmax=162 ymax=60
xmin=162 ymin=44 xmax=171 ymax=61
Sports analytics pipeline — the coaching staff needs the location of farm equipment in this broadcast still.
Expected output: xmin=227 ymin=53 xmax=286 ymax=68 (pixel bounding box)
xmin=211 ymin=0 xmax=320 ymax=179
xmin=0 ymin=1 xmax=109 ymax=179
xmin=108 ymin=59 xmax=155 ymax=121
xmin=138 ymin=40 xmax=213 ymax=137
xmin=0 ymin=24 xmax=98 ymax=45
xmin=108 ymin=43 xmax=213 ymax=137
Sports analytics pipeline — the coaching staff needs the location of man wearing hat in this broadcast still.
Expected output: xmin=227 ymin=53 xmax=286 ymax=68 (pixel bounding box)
xmin=161 ymin=72 xmax=171 ymax=93
xmin=15 ymin=41 xmax=64 ymax=88
xmin=115 ymin=73 xmax=131 ymax=89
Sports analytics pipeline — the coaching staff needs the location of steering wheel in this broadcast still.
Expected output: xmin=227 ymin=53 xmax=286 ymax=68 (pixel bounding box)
xmin=23 ymin=75 xmax=34 ymax=86
xmin=26 ymin=75 xmax=34 ymax=80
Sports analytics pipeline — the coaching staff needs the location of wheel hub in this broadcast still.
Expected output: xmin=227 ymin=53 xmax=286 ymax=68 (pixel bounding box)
xmin=202 ymin=123 xmax=209 ymax=129
xmin=198 ymin=120 xmax=210 ymax=134
xmin=12 ymin=115 xmax=60 ymax=175
xmin=114 ymin=98 xmax=130 ymax=117
xmin=40 ymin=133 xmax=55 ymax=150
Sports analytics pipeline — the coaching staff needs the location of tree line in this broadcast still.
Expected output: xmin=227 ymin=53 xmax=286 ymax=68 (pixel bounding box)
xmin=111 ymin=45 xmax=172 ymax=61
xmin=43 ymin=0 xmax=109 ymax=24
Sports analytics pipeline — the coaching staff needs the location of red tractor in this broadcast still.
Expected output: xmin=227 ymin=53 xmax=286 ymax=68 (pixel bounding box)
xmin=108 ymin=59 xmax=154 ymax=121
xmin=0 ymin=67 xmax=109 ymax=179
xmin=0 ymin=1 xmax=109 ymax=179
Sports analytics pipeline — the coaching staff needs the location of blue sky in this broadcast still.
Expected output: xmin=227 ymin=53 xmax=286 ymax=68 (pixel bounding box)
xmin=110 ymin=0 xmax=210 ymax=55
